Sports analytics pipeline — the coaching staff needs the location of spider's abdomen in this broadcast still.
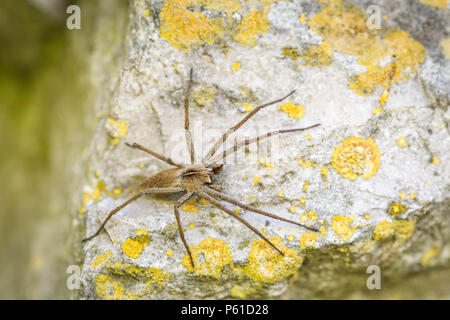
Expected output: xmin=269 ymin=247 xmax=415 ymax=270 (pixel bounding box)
xmin=140 ymin=168 xmax=183 ymax=189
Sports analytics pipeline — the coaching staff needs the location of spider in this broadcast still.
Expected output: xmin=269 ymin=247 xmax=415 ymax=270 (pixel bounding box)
xmin=83 ymin=68 xmax=320 ymax=268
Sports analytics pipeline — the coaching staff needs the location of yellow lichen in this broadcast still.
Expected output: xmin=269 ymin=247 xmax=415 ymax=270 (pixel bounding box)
xmin=305 ymin=134 xmax=313 ymax=140
xmin=300 ymin=160 xmax=316 ymax=168
xmin=299 ymin=13 xmax=306 ymax=23
xmin=95 ymin=274 xmax=125 ymax=300
xmin=300 ymin=214 xmax=308 ymax=223
xmin=230 ymin=285 xmax=254 ymax=299
xmin=121 ymin=230 xmax=151 ymax=259
xmin=242 ymin=102 xmax=254 ymax=112
xmin=298 ymin=197 xmax=306 ymax=204
xmin=397 ymin=136 xmax=407 ymax=148
xmin=83 ymin=191 xmax=91 ymax=204
xmin=307 ymin=210 xmax=318 ymax=220
xmin=277 ymin=190 xmax=285 ymax=198
xmin=159 ymin=0 xmax=223 ymax=52
xmin=282 ymin=46 xmax=299 ymax=60
xmin=432 ymin=156 xmax=440 ymax=165
xmin=299 ymin=231 xmax=317 ymax=248
xmin=232 ymin=62 xmax=241 ymax=74
xmin=182 ymin=238 xmax=232 ymax=278
xmin=233 ymin=208 xmax=240 ymax=214
xmin=287 ymin=234 xmax=295 ymax=241
xmin=419 ymin=0 xmax=449 ymax=9
xmin=373 ymin=219 xmax=415 ymax=247
xmin=107 ymin=118 xmax=127 ymax=145
xmin=193 ymin=85 xmax=216 ymax=108
xmin=252 ymin=176 xmax=261 ymax=184
xmin=90 ymin=250 xmax=112 ymax=269
xmin=166 ymin=250 xmax=174 ymax=257
xmin=379 ymin=90 xmax=390 ymax=106
xmin=198 ymin=198 xmax=209 ymax=205
xmin=108 ymin=262 xmax=170 ymax=297
xmin=277 ymin=102 xmax=305 ymax=119
xmin=399 ymin=192 xmax=406 ymax=199
xmin=290 ymin=206 xmax=296 ymax=213
xmin=373 ymin=107 xmax=383 ymax=115
xmin=441 ymin=37 xmax=450 ymax=59
xmin=331 ymin=215 xmax=356 ymax=241
xmin=182 ymin=204 xmax=199 ymax=213
xmin=388 ymin=202 xmax=408 ymax=217
xmin=233 ymin=9 xmax=270 ymax=47
xmin=331 ymin=137 xmax=381 ymax=181
xmin=420 ymin=246 xmax=441 ymax=266
xmin=92 ymin=187 xmax=101 ymax=202
xmin=235 ymin=236 xmax=302 ymax=284
xmin=78 ymin=204 xmax=86 ymax=216
xmin=189 ymin=223 xmax=196 ymax=230
xmin=307 ymin=0 xmax=426 ymax=98
xmin=301 ymin=43 xmax=334 ymax=67
xmin=302 ymin=180 xmax=309 ymax=192
xmin=410 ymin=193 xmax=416 ymax=199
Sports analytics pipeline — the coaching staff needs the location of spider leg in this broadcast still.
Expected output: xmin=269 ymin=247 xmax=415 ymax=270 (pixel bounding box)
xmin=125 ymin=142 xmax=183 ymax=168
xmin=173 ymin=191 xmax=195 ymax=268
xmin=82 ymin=187 xmax=184 ymax=242
xmin=202 ymin=90 xmax=296 ymax=163
xmin=207 ymin=184 xmax=222 ymax=192
xmin=203 ymin=186 xmax=319 ymax=232
xmin=208 ymin=123 xmax=320 ymax=165
xmin=184 ymin=68 xmax=195 ymax=164
xmin=197 ymin=190 xmax=285 ymax=256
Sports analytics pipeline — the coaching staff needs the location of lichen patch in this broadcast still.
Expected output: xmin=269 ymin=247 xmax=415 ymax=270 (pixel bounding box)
xmin=182 ymin=238 xmax=232 ymax=278
xmin=307 ymin=0 xmax=426 ymax=100
xmin=373 ymin=219 xmax=415 ymax=247
xmin=121 ymin=229 xmax=151 ymax=259
xmin=331 ymin=137 xmax=381 ymax=181
xmin=331 ymin=215 xmax=356 ymax=241
xmin=234 ymin=236 xmax=302 ymax=284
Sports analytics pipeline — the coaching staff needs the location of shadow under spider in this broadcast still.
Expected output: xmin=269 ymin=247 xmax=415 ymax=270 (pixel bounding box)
xmin=83 ymin=68 xmax=320 ymax=268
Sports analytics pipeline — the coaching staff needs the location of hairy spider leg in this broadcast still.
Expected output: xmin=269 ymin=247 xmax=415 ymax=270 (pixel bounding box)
xmin=125 ymin=142 xmax=183 ymax=168
xmin=208 ymin=124 xmax=321 ymax=165
xmin=185 ymin=68 xmax=195 ymax=164
xmin=174 ymin=191 xmax=195 ymax=267
xmin=202 ymin=90 xmax=296 ymax=163
xmin=203 ymin=186 xmax=319 ymax=232
xmin=197 ymin=191 xmax=285 ymax=256
xmin=82 ymin=187 xmax=184 ymax=242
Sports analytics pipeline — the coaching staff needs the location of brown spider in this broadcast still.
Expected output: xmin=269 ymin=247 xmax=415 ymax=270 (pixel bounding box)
xmin=83 ymin=68 xmax=320 ymax=268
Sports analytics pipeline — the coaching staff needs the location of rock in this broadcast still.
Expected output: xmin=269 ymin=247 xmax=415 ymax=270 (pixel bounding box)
xmin=78 ymin=0 xmax=449 ymax=299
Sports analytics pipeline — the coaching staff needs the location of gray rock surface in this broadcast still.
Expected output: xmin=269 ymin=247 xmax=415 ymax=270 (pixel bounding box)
xmin=77 ymin=0 xmax=449 ymax=299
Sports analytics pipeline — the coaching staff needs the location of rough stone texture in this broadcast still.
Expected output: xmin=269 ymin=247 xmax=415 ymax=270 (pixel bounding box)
xmin=78 ymin=0 xmax=449 ymax=299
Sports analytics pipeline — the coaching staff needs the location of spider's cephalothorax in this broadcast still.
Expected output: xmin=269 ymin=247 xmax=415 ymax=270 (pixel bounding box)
xmin=83 ymin=68 xmax=320 ymax=268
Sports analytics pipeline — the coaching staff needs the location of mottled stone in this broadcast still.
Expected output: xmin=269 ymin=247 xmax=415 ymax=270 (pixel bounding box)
xmin=78 ymin=0 xmax=449 ymax=299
